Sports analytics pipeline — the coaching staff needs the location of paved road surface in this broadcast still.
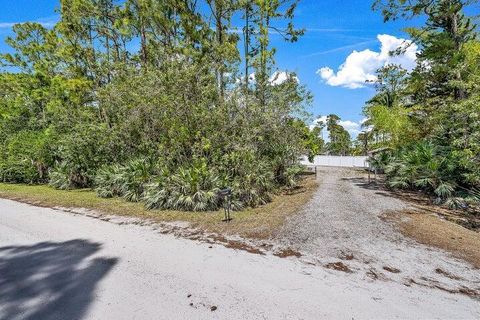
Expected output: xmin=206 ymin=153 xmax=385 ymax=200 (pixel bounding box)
xmin=1 ymin=198 xmax=479 ymax=319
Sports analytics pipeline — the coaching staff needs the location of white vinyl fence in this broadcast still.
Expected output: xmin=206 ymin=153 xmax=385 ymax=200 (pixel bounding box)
xmin=300 ymin=155 xmax=368 ymax=168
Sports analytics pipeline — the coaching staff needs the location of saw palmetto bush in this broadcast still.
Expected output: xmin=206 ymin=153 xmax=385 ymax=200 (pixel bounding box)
xmin=95 ymin=158 xmax=156 ymax=202
xmin=283 ymin=165 xmax=305 ymax=189
xmin=215 ymin=150 xmax=277 ymax=210
xmin=367 ymin=151 xmax=392 ymax=173
xmin=143 ymin=161 xmax=278 ymax=212
xmin=48 ymin=164 xmax=74 ymax=190
xmin=118 ymin=158 xmax=156 ymax=202
xmin=229 ymin=171 xmax=275 ymax=210
xmin=144 ymin=160 xmax=221 ymax=211
xmin=385 ymin=142 xmax=479 ymax=209
xmin=386 ymin=143 xmax=454 ymax=196
xmin=94 ymin=164 xmax=124 ymax=198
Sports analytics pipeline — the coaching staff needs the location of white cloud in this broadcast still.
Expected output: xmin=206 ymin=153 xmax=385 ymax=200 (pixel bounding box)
xmin=239 ymin=71 xmax=298 ymax=86
xmin=339 ymin=120 xmax=361 ymax=137
xmin=309 ymin=115 xmax=328 ymax=131
xmin=0 ymin=16 xmax=58 ymax=30
xmin=269 ymin=71 xmax=299 ymax=85
xmin=310 ymin=116 xmax=363 ymax=140
xmin=317 ymin=34 xmax=418 ymax=89
xmin=0 ymin=21 xmax=56 ymax=29
xmin=0 ymin=23 xmax=17 ymax=29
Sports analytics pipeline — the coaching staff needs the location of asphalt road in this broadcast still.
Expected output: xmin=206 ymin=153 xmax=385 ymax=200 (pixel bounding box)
xmin=1 ymin=198 xmax=479 ymax=320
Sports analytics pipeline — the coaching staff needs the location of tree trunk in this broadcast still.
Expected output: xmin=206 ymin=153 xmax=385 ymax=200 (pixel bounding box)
xmin=214 ymin=0 xmax=224 ymax=100
xmin=450 ymin=9 xmax=466 ymax=100
xmin=244 ymin=3 xmax=250 ymax=111
xmin=140 ymin=24 xmax=148 ymax=69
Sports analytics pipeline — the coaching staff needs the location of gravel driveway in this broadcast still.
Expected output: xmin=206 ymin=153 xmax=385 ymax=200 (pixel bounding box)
xmin=277 ymin=167 xmax=480 ymax=294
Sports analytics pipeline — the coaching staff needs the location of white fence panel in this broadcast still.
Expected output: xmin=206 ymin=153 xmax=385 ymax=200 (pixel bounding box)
xmin=300 ymin=155 xmax=368 ymax=168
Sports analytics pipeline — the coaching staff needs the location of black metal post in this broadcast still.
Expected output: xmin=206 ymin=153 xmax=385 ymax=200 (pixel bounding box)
xmin=219 ymin=188 xmax=232 ymax=222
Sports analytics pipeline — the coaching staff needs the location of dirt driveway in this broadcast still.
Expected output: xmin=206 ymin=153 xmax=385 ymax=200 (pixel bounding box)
xmin=277 ymin=167 xmax=480 ymax=296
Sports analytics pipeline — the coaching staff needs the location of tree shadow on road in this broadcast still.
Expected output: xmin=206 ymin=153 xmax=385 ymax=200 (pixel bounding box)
xmin=341 ymin=176 xmax=439 ymax=208
xmin=0 ymin=239 xmax=118 ymax=320
xmin=341 ymin=177 xmax=385 ymax=191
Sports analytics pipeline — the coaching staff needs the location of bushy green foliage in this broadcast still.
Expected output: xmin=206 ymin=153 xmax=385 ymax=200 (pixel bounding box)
xmin=370 ymin=94 xmax=480 ymax=210
xmin=362 ymin=104 xmax=418 ymax=149
xmin=284 ymin=165 xmax=305 ymax=189
xmin=47 ymin=124 xmax=123 ymax=189
xmin=364 ymin=1 xmax=480 ymax=212
xmin=94 ymin=165 xmax=124 ymax=198
xmin=0 ymin=130 xmax=53 ymax=184
xmin=434 ymin=95 xmax=480 ymax=187
xmin=96 ymin=155 xmax=285 ymax=212
xmin=291 ymin=119 xmax=324 ymax=162
xmin=144 ymin=160 xmax=221 ymax=211
xmin=386 ymin=143 xmax=454 ymax=196
xmin=385 ymin=142 xmax=479 ymax=209
xmin=0 ymin=0 xmax=311 ymax=211
xmin=95 ymin=158 xmax=156 ymax=201
xmin=48 ymin=164 xmax=73 ymax=190
xmin=93 ymin=151 xmax=303 ymax=212
xmin=367 ymin=150 xmax=392 ymax=173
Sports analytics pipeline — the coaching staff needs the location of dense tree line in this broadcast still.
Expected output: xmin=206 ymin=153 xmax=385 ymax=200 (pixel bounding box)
xmin=0 ymin=0 xmax=317 ymax=211
xmin=364 ymin=0 xmax=480 ymax=209
xmin=2 ymin=0 xmax=477 ymax=211
xmin=308 ymin=114 xmax=352 ymax=157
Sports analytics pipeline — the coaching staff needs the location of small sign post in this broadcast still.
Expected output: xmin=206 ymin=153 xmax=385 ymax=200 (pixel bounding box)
xmin=218 ymin=188 xmax=232 ymax=222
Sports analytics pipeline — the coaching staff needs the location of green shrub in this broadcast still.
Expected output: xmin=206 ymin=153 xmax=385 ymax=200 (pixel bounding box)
xmin=0 ymin=130 xmax=52 ymax=184
xmin=94 ymin=158 xmax=156 ymax=202
xmin=230 ymin=171 xmax=274 ymax=210
xmin=284 ymin=165 xmax=305 ymax=188
xmin=0 ymin=161 xmax=40 ymax=184
xmin=51 ymin=124 xmax=122 ymax=188
xmin=367 ymin=151 xmax=391 ymax=173
xmin=144 ymin=160 xmax=220 ymax=211
xmin=385 ymin=142 xmax=478 ymax=209
xmin=216 ymin=151 xmax=277 ymax=210
xmin=94 ymin=165 xmax=123 ymax=198
xmin=118 ymin=158 xmax=156 ymax=202
xmin=48 ymin=164 xmax=73 ymax=190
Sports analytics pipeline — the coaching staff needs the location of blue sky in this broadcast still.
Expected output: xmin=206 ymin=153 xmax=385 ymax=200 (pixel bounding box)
xmin=0 ymin=0 xmax=421 ymax=137
xmin=266 ymin=1 xmax=422 ymax=136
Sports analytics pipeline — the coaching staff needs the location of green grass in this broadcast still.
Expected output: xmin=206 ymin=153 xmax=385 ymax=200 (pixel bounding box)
xmin=0 ymin=176 xmax=317 ymax=239
xmin=0 ymin=183 xmax=217 ymax=222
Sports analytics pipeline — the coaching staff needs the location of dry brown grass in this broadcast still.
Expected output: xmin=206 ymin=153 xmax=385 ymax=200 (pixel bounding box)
xmin=376 ymin=181 xmax=480 ymax=269
xmin=395 ymin=211 xmax=480 ymax=269
xmin=196 ymin=175 xmax=318 ymax=239
xmin=390 ymin=190 xmax=480 ymax=232
xmin=0 ymin=175 xmax=317 ymax=240
xmin=368 ymin=176 xmax=480 ymax=232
